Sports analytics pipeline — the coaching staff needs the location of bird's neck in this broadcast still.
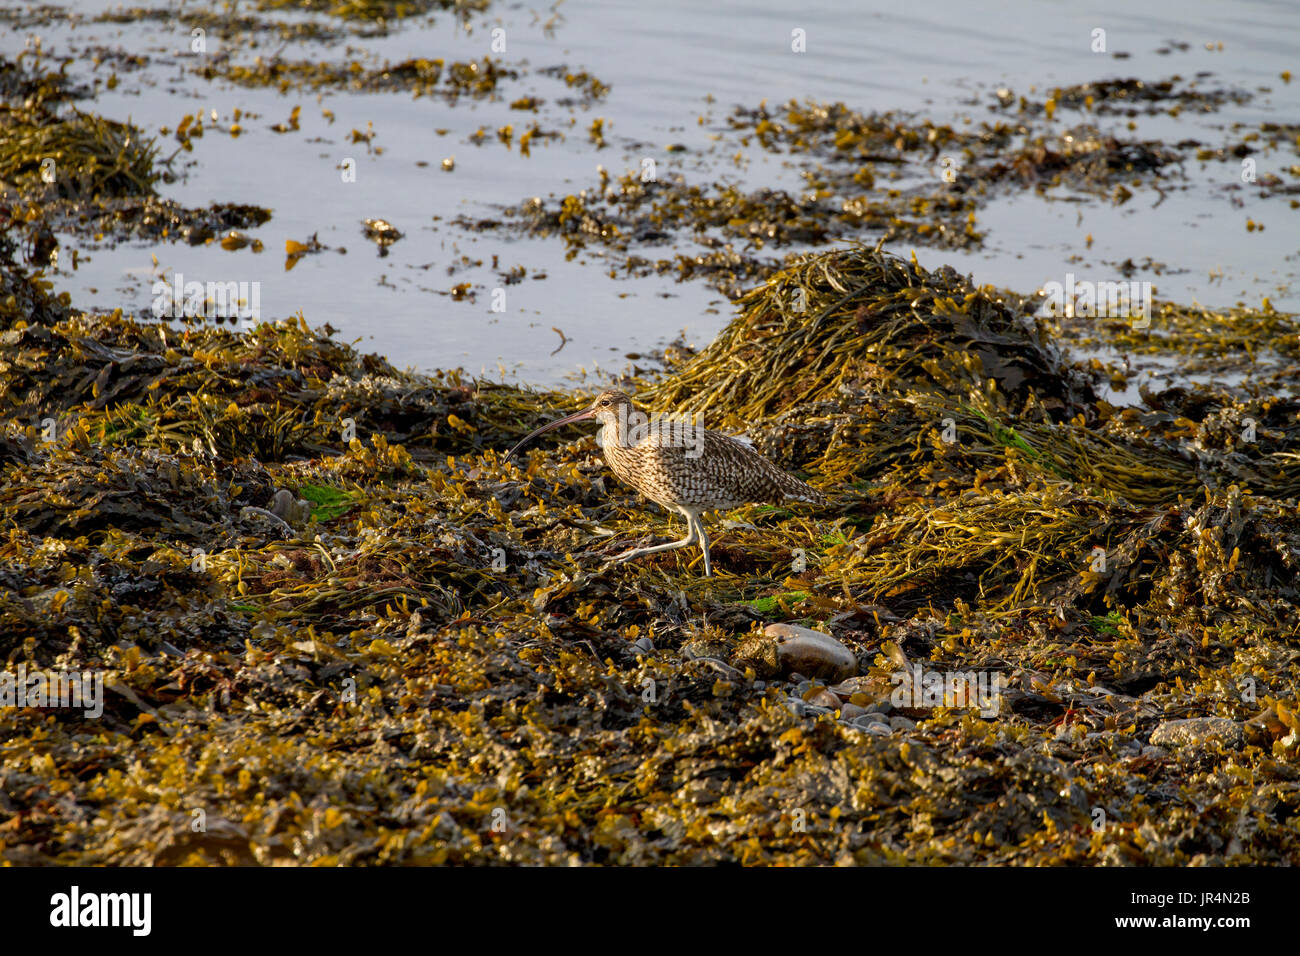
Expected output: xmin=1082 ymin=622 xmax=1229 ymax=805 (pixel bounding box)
xmin=600 ymin=418 xmax=629 ymax=451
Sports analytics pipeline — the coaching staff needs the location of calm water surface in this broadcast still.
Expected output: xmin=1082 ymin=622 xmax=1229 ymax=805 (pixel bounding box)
xmin=4 ymin=0 xmax=1298 ymax=387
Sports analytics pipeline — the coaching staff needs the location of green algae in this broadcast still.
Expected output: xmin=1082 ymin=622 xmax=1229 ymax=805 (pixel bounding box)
xmin=299 ymin=484 xmax=360 ymax=521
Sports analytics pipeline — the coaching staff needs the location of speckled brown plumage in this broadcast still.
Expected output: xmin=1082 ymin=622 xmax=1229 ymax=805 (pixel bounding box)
xmin=506 ymin=388 xmax=825 ymax=576
xmin=601 ymin=413 xmax=824 ymax=511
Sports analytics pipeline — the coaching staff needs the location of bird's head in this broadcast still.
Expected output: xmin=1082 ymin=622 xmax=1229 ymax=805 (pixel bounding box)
xmin=504 ymin=389 xmax=637 ymax=459
xmin=588 ymin=389 xmax=635 ymax=428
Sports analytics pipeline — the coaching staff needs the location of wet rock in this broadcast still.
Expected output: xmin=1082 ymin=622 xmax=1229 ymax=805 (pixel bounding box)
xmin=804 ymin=688 xmax=841 ymax=710
xmin=829 ymin=674 xmax=893 ymax=708
xmin=765 ymin=623 xmax=856 ymax=681
xmin=684 ymin=636 xmax=731 ymax=661
xmin=784 ymin=696 xmax=832 ymax=718
xmin=848 ymin=713 xmax=892 ymax=735
xmin=839 ymin=702 xmax=868 ymax=721
xmin=1150 ymin=717 xmax=1245 ymax=752
xmin=889 ymin=716 xmax=917 ymax=732
xmin=828 ymin=676 xmax=876 ymax=696
xmin=630 ymin=636 xmax=654 ymax=655
xmin=270 ymin=488 xmax=313 ymax=527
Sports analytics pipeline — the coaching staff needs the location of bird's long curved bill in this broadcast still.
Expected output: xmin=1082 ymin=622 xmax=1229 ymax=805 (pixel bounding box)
xmin=504 ymin=407 xmax=596 ymax=460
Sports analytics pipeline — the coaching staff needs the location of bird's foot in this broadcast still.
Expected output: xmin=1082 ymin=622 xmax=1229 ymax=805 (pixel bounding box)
xmin=596 ymin=543 xmax=667 ymax=573
xmin=588 ymin=546 xmax=635 ymax=574
xmin=613 ymin=535 xmax=659 ymax=553
xmin=592 ymin=536 xmax=655 ymax=561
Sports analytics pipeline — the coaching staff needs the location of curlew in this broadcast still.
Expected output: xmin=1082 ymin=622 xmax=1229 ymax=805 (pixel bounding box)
xmin=505 ymin=389 xmax=824 ymax=576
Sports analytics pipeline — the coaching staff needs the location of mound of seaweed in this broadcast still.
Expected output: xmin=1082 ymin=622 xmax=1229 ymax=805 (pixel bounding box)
xmin=646 ymin=246 xmax=1300 ymax=508
xmin=645 ymin=243 xmax=1096 ymax=424
xmin=2 ymin=235 xmax=1299 ymax=866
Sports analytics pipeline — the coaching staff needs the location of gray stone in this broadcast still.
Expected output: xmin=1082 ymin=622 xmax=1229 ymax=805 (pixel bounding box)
xmin=765 ymin=623 xmax=856 ymax=681
xmin=1149 ymin=717 xmax=1245 ymax=752
xmin=806 ymin=688 xmax=841 ymax=710
xmin=784 ymin=697 xmax=832 ymax=719
xmin=848 ymin=713 xmax=891 ymax=734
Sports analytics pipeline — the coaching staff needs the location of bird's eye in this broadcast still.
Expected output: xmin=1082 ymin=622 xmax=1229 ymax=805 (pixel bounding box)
xmin=599 ymin=399 xmax=609 ymax=406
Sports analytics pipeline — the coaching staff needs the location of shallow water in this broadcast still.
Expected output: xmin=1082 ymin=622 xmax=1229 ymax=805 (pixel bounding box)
xmin=6 ymin=0 xmax=1299 ymax=387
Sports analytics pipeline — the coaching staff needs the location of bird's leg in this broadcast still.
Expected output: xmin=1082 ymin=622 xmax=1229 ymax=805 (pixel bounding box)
xmin=612 ymin=509 xmax=697 ymax=564
xmin=693 ymin=513 xmax=712 ymax=577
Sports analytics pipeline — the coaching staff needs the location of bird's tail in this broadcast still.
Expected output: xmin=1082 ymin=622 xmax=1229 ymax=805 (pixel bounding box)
xmin=777 ymin=471 xmax=827 ymax=506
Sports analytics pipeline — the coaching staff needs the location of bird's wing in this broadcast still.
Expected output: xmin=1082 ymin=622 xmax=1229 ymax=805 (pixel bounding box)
xmin=627 ymin=425 xmax=822 ymax=506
